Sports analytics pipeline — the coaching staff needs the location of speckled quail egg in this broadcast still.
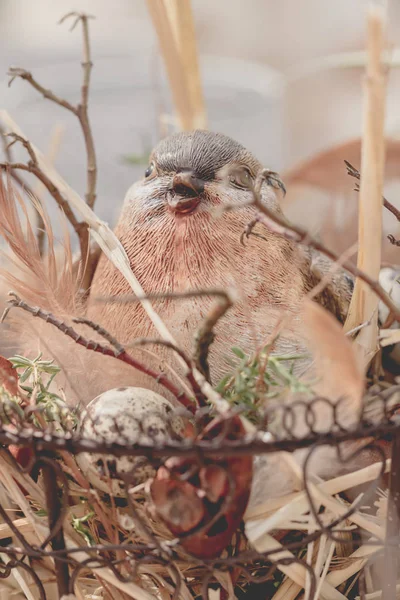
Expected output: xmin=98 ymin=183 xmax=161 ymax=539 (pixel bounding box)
xmin=76 ymin=387 xmax=186 ymax=495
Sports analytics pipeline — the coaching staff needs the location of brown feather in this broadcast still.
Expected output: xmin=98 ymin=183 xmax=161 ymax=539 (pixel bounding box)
xmin=0 ymin=175 xmax=77 ymax=314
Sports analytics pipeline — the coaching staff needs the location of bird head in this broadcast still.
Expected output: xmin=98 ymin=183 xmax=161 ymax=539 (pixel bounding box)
xmin=122 ymin=130 xmax=283 ymax=224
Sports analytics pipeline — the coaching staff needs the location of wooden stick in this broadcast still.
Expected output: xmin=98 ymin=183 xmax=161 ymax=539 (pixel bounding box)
xmin=343 ymin=2 xmax=388 ymax=365
xmin=146 ymin=0 xmax=207 ymax=130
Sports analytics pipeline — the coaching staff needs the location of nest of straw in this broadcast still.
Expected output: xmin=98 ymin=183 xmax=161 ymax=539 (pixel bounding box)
xmin=0 ymin=360 xmax=398 ymax=600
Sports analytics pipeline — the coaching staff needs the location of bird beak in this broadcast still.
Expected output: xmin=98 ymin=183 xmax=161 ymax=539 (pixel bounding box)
xmin=168 ymin=171 xmax=204 ymax=214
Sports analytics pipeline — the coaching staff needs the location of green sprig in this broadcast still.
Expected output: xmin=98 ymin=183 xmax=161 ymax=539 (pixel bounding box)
xmin=216 ymin=345 xmax=314 ymax=419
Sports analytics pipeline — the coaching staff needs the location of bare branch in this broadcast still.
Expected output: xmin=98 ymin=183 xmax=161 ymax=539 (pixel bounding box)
xmin=92 ymin=288 xmax=234 ymax=403
xmin=345 ymin=160 xmax=400 ymax=222
xmin=193 ymin=294 xmax=233 ymax=382
xmin=127 ymin=337 xmax=207 ymax=406
xmin=72 ymin=316 xmax=125 ymax=354
xmin=387 ymin=234 xmax=400 ymax=247
xmin=92 ymin=288 xmax=235 ymax=403
xmin=58 ymin=11 xmax=95 ymax=30
xmin=58 ymin=12 xmax=97 ymax=208
xmin=8 ymin=68 xmax=77 ymax=114
xmin=4 ymin=292 xmax=197 ymax=413
xmin=94 ymin=288 xmax=233 ymax=305
xmin=4 ymin=133 xmax=38 ymax=165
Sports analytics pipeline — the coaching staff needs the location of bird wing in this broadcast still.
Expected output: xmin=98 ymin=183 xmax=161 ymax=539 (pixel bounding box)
xmin=305 ymin=249 xmax=354 ymax=324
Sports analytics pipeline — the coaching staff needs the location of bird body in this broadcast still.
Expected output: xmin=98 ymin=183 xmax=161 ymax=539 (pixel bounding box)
xmin=87 ymin=130 xmax=352 ymax=395
xmin=0 ymin=130 xmax=353 ymax=404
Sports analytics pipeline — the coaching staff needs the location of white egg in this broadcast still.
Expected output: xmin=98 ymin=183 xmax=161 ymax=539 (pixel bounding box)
xmin=76 ymin=387 xmax=185 ymax=495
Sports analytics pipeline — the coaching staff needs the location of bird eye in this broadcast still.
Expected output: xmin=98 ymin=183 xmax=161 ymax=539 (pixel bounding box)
xmin=228 ymin=167 xmax=253 ymax=189
xmin=144 ymin=161 xmax=156 ymax=179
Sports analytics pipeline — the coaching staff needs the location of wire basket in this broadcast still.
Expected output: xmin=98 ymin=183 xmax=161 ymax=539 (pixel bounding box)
xmin=0 ymin=386 xmax=399 ymax=600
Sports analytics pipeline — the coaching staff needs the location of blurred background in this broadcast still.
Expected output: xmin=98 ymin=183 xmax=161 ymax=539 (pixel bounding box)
xmin=1 ymin=0 xmax=400 ymax=261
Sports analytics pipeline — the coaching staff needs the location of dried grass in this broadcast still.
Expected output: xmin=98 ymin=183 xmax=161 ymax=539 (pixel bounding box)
xmin=343 ymin=4 xmax=388 ymax=368
xmin=0 ymin=3 xmax=399 ymax=600
xmin=146 ymin=0 xmax=207 ymax=131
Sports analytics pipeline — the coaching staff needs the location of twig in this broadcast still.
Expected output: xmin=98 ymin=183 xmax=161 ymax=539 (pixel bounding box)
xmin=95 ymin=288 xmax=234 ymax=400
xmin=58 ymin=12 xmax=97 ymax=208
xmin=387 ymin=234 xmax=400 ymax=246
xmin=130 ymin=343 xmax=194 ymax=400
xmin=72 ymin=316 xmax=125 ymax=354
xmin=75 ymin=312 xmax=209 ymax=406
xmin=345 ymin=160 xmax=400 ymax=222
xmin=7 ymin=68 xmax=76 ymax=113
xmin=6 ymin=12 xmax=97 ymax=271
xmin=193 ymin=294 xmax=233 ymax=382
xmin=0 ymin=412 xmax=398 ymax=458
xmin=4 ymin=293 xmax=197 ymax=413
xmin=94 ymin=288 xmax=233 ymax=305
xmin=241 ymin=170 xmax=400 ymax=324
xmin=4 ymin=132 xmax=37 ymax=164
xmin=0 ymin=418 xmax=397 ymax=458
xmin=126 ymin=337 xmax=206 ymax=406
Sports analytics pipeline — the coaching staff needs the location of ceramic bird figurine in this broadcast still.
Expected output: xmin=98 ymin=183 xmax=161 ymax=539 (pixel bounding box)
xmin=0 ymin=130 xmax=354 ymax=404
xmin=85 ymin=130 xmax=353 ymax=396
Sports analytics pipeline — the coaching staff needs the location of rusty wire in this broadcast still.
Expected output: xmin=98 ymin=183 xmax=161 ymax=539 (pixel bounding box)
xmin=0 ymin=387 xmax=398 ymax=599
